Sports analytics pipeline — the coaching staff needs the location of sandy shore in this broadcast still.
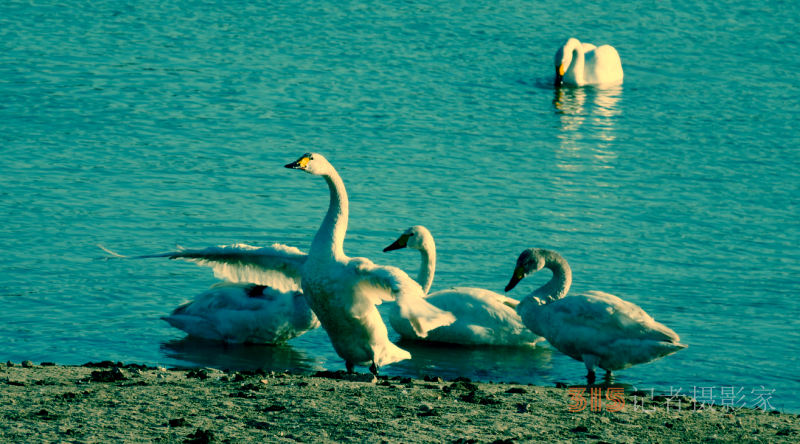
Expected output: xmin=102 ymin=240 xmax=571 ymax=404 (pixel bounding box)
xmin=1 ymin=361 xmax=797 ymax=444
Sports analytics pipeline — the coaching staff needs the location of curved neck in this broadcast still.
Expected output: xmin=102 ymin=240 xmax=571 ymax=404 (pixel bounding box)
xmin=309 ymin=169 xmax=348 ymax=260
xmin=529 ymin=251 xmax=572 ymax=303
xmin=415 ymin=240 xmax=436 ymax=295
xmin=565 ymin=42 xmax=586 ymax=85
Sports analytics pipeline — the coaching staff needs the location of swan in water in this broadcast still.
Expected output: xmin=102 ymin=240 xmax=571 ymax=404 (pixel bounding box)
xmin=555 ymin=38 xmax=623 ymax=86
xmin=99 ymin=242 xmax=321 ymax=344
xmin=106 ymin=153 xmax=454 ymax=375
xmin=505 ymin=248 xmax=687 ymax=382
xmin=383 ymin=226 xmax=543 ymax=346
xmin=162 ymin=282 xmax=320 ymax=344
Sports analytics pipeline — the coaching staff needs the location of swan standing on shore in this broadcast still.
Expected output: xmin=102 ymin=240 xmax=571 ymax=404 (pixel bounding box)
xmin=555 ymin=38 xmax=623 ymax=86
xmin=383 ymin=226 xmax=542 ymax=346
xmin=505 ymin=248 xmax=687 ymax=382
xmin=284 ymin=154 xmax=454 ymax=374
xmin=110 ymin=153 xmax=454 ymax=375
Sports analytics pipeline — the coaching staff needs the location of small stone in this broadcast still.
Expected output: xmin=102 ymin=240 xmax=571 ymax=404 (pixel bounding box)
xmin=419 ymin=403 xmax=434 ymax=412
xmin=40 ymin=362 xmax=56 ymax=367
xmin=516 ymin=403 xmax=531 ymax=413
xmin=22 ymin=360 xmax=34 ymax=368
xmin=6 ymin=361 xmax=14 ymax=367
xmin=168 ymin=418 xmax=188 ymax=427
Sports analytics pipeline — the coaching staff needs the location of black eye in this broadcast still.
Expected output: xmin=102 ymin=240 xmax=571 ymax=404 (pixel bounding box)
xmin=309 ymin=155 xmax=314 ymax=160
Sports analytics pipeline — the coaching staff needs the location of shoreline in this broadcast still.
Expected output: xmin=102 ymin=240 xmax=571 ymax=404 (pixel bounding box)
xmin=1 ymin=361 xmax=797 ymax=443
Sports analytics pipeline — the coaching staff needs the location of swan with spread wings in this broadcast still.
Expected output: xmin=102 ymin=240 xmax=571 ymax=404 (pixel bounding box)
xmin=104 ymin=153 xmax=454 ymax=375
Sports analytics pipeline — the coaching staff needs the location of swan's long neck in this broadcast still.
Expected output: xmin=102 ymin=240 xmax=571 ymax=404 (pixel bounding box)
xmin=309 ymin=167 xmax=348 ymax=260
xmin=415 ymin=239 xmax=436 ymax=295
xmin=530 ymin=251 xmax=572 ymax=302
xmin=565 ymin=41 xmax=586 ymax=85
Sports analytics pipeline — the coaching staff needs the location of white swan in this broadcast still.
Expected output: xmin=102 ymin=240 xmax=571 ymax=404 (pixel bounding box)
xmin=284 ymin=154 xmax=454 ymax=374
xmin=555 ymin=38 xmax=623 ymax=86
xmin=383 ymin=226 xmax=543 ymax=347
xmin=113 ymin=153 xmax=455 ymax=374
xmin=100 ymin=242 xmax=320 ymax=344
xmin=162 ymin=282 xmax=320 ymax=344
xmin=505 ymin=248 xmax=687 ymax=382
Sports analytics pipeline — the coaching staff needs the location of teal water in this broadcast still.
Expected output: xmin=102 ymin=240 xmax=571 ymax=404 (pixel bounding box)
xmin=2 ymin=0 xmax=799 ymax=412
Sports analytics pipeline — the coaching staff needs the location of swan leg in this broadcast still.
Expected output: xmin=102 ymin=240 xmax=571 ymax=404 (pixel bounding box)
xmin=582 ymin=354 xmax=600 ymax=384
xmin=369 ymin=362 xmax=379 ymax=377
xmin=345 ymin=361 xmax=355 ymax=373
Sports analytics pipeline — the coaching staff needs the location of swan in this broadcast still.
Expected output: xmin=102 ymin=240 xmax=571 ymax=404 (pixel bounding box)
xmin=555 ymin=38 xmax=623 ymax=86
xmin=383 ymin=226 xmax=543 ymax=346
xmin=107 ymin=153 xmax=455 ymax=375
xmin=505 ymin=248 xmax=687 ymax=382
xmin=99 ymin=243 xmax=320 ymax=344
xmin=162 ymin=282 xmax=320 ymax=344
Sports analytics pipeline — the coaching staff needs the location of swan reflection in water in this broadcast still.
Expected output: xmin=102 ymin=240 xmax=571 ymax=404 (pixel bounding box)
xmin=553 ymin=84 xmax=622 ymax=169
xmin=160 ymin=336 xmax=327 ymax=372
xmin=383 ymin=339 xmax=555 ymax=384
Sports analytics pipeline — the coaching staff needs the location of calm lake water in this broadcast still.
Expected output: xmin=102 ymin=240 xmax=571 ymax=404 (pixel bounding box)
xmin=2 ymin=0 xmax=799 ymax=412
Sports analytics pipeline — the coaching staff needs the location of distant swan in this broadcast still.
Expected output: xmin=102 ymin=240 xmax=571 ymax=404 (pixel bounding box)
xmin=383 ymin=226 xmax=542 ymax=346
xmin=555 ymin=38 xmax=623 ymax=86
xmin=505 ymin=248 xmax=686 ymax=382
xmin=162 ymin=282 xmax=320 ymax=344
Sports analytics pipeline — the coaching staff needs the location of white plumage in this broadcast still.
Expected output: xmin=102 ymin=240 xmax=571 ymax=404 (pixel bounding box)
xmin=554 ymin=38 xmax=623 ymax=86
xmin=99 ymin=243 xmax=319 ymax=344
xmin=162 ymin=282 xmax=320 ymax=344
xmin=383 ymin=226 xmax=543 ymax=346
xmin=102 ymin=153 xmax=455 ymax=374
xmin=284 ymin=154 xmax=455 ymax=373
xmin=505 ymin=248 xmax=687 ymax=381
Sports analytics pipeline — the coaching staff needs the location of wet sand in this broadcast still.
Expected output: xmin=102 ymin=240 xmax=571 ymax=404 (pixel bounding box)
xmin=1 ymin=361 xmax=797 ymax=443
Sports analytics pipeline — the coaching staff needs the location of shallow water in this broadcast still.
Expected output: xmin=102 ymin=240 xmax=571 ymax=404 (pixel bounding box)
xmin=2 ymin=0 xmax=799 ymax=412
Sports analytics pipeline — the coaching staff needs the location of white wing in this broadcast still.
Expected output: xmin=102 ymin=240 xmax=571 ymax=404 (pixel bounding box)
xmin=347 ymin=257 xmax=455 ymax=338
xmin=99 ymin=243 xmax=307 ymax=292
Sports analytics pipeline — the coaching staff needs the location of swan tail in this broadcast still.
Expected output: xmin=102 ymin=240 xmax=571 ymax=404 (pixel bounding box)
xmin=161 ymin=315 xmax=222 ymax=341
xmin=372 ymin=341 xmax=412 ymax=367
xmin=397 ymin=299 xmax=456 ymax=338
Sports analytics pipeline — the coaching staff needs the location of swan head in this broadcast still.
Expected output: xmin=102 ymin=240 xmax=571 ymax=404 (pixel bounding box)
xmin=285 ymin=152 xmax=331 ymax=175
xmin=504 ymin=248 xmax=546 ymax=292
xmin=383 ymin=225 xmax=431 ymax=252
xmin=554 ymin=38 xmax=580 ymax=84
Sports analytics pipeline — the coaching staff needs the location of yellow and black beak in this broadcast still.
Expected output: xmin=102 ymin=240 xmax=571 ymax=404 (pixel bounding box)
xmin=504 ymin=266 xmax=525 ymax=292
xmin=555 ymin=64 xmax=565 ymax=85
xmin=285 ymin=156 xmax=310 ymax=170
xmin=383 ymin=234 xmax=410 ymax=252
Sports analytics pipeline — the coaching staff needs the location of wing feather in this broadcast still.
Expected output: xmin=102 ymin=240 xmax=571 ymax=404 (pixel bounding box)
xmin=347 ymin=257 xmax=455 ymax=338
xmin=99 ymin=243 xmax=307 ymax=292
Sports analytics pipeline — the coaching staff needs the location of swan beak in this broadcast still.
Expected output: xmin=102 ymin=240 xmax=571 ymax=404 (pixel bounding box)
xmin=383 ymin=234 xmax=410 ymax=252
xmin=285 ymin=156 xmax=310 ymax=170
xmin=558 ymin=64 xmax=566 ymax=76
xmin=504 ymin=266 xmax=525 ymax=292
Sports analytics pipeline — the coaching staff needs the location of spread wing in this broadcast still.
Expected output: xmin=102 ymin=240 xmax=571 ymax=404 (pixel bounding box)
xmin=98 ymin=243 xmax=307 ymax=292
xmin=347 ymin=257 xmax=456 ymax=338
